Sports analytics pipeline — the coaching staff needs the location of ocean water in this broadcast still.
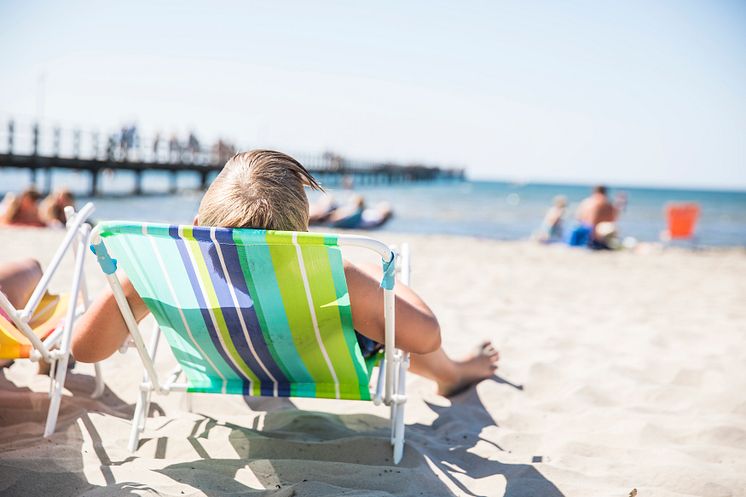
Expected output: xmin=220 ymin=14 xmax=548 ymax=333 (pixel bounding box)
xmin=2 ymin=168 xmax=745 ymax=246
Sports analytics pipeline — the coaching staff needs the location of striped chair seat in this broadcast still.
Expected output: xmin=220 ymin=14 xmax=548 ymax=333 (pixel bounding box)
xmin=99 ymin=222 xmax=374 ymax=400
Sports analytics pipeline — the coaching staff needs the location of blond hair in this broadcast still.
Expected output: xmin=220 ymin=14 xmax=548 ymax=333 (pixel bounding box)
xmin=197 ymin=150 xmax=321 ymax=231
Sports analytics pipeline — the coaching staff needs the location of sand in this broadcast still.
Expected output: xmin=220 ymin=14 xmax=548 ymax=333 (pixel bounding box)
xmin=1 ymin=226 xmax=745 ymax=497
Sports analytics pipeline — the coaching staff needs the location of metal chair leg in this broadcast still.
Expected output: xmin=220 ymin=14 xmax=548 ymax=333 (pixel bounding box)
xmin=140 ymin=389 xmax=152 ymax=431
xmin=127 ymin=389 xmax=148 ymax=453
xmin=392 ymin=353 xmax=409 ymax=464
xmin=91 ymin=362 xmax=105 ymax=399
xmin=128 ymin=323 xmax=161 ymax=452
xmin=44 ymin=355 xmax=69 ymax=437
xmin=390 ymin=402 xmax=398 ymax=445
xmin=393 ymin=407 xmax=405 ymax=464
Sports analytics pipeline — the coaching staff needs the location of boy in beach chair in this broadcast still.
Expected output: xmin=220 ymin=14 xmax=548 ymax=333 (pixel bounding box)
xmin=73 ymin=150 xmax=499 ymax=397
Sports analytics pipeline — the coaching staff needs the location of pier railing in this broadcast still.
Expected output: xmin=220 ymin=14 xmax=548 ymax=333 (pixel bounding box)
xmin=0 ymin=119 xmax=465 ymax=196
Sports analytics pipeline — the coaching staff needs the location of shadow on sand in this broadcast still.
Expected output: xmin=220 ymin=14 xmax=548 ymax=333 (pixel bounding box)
xmin=1 ymin=366 xmax=564 ymax=496
xmin=155 ymin=375 xmax=564 ymax=497
xmin=0 ymin=367 xmax=155 ymax=496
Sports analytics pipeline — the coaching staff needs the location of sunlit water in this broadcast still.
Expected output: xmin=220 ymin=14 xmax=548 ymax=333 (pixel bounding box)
xmin=2 ymin=169 xmax=745 ymax=246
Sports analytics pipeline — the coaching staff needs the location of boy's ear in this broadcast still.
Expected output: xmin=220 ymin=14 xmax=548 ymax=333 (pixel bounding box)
xmin=193 ymin=215 xmax=199 ymax=226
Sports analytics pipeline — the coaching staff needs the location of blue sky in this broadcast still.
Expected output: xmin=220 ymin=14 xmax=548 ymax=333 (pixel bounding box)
xmin=1 ymin=1 xmax=744 ymax=188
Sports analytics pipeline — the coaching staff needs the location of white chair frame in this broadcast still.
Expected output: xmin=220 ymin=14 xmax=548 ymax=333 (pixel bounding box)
xmin=90 ymin=225 xmax=410 ymax=464
xmin=0 ymin=202 xmax=104 ymax=436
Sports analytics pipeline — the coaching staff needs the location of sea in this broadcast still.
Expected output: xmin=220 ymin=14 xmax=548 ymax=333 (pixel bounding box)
xmin=2 ymin=169 xmax=745 ymax=247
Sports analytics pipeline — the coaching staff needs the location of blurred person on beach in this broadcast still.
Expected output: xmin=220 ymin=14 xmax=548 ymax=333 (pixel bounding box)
xmin=311 ymin=194 xmax=393 ymax=229
xmin=571 ymin=185 xmax=623 ymax=249
xmin=0 ymin=193 xmax=14 ymax=219
xmin=329 ymin=194 xmax=366 ymax=228
xmin=359 ymin=201 xmax=393 ymax=229
xmin=39 ymin=189 xmax=75 ymax=228
xmin=534 ymin=195 xmax=567 ymax=243
xmin=0 ymin=188 xmax=46 ymax=227
xmin=308 ymin=194 xmax=339 ymax=225
xmin=72 ymin=150 xmax=499 ymax=397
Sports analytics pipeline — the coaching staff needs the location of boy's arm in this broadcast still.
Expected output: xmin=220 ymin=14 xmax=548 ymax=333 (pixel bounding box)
xmin=344 ymin=260 xmax=441 ymax=355
xmin=72 ymin=273 xmax=149 ymax=363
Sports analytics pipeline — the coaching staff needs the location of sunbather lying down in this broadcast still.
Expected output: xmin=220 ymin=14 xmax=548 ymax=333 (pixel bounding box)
xmin=72 ymin=150 xmax=499 ymax=397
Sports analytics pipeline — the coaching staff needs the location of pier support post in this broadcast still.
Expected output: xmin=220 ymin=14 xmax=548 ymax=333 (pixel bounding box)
xmin=7 ymin=121 xmax=14 ymax=155
xmin=91 ymin=132 xmax=99 ymax=159
xmin=169 ymin=171 xmax=178 ymax=194
xmin=199 ymin=170 xmax=209 ymax=190
xmin=133 ymin=170 xmax=143 ymax=195
xmin=53 ymin=127 xmax=61 ymax=157
xmin=73 ymin=130 xmax=81 ymax=158
xmin=44 ymin=168 xmax=52 ymax=195
xmin=91 ymin=170 xmax=100 ymax=197
xmin=32 ymin=124 xmax=39 ymax=156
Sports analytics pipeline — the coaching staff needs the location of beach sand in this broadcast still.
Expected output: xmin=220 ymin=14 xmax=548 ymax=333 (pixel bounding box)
xmin=1 ymin=227 xmax=745 ymax=497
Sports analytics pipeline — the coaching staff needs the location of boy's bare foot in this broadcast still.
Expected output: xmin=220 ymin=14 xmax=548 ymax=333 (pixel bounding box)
xmin=437 ymin=342 xmax=499 ymax=397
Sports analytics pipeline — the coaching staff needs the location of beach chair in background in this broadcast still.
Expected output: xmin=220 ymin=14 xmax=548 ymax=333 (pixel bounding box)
xmin=90 ymin=222 xmax=410 ymax=463
xmin=661 ymin=202 xmax=700 ymax=246
xmin=0 ymin=203 xmax=104 ymax=437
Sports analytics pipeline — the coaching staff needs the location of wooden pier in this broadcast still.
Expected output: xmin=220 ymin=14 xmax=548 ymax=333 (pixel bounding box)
xmin=0 ymin=120 xmax=465 ymax=196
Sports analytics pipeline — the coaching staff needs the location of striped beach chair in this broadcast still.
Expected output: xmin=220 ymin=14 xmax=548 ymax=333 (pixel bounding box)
xmin=0 ymin=203 xmax=104 ymax=436
xmin=90 ymin=222 xmax=410 ymax=463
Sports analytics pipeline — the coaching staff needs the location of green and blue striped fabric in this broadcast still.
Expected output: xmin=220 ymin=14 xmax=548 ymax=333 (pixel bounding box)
xmin=98 ymin=222 xmax=373 ymax=400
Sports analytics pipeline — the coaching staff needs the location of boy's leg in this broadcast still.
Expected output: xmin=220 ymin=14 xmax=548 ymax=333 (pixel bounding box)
xmin=0 ymin=259 xmax=43 ymax=367
xmin=409 ymin=343 xmax=499 ymax=397
xmin=0 ymin=258 xmax=43 ymax=309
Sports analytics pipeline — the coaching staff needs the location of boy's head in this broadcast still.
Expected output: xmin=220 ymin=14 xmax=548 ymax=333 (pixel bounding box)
xmin=197 ymin=150 xmax=321 ymax=231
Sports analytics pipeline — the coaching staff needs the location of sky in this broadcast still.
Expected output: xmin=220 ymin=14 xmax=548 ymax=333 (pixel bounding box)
xmin=1 ymin=1 xmax=745 ymax=189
